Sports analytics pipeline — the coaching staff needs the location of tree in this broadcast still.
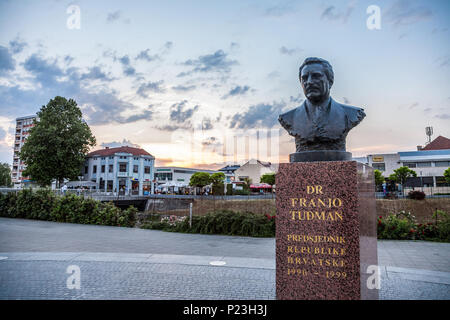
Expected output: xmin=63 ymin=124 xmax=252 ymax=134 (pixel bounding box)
xmin=389 ymin=166 xmax=417 ymax=186
xmin=210 ymin=172 xmax=225 ymax=195
xmin=0 ymin=163 xmax=12 ymax=187
xmin=374 ymin=169 xmax=384 ymax=186
xmin=210 ymin=172 xmax=225 ymax=185
xmin=20 ymin=96 xmax=96 ymax=187
xmin=260 ymin=173 xmax=275 ymax=186
xmin=444 ymin=167 xmax=450 ymax=184
xmin=189 ymin=172 xmax=211 ymax=193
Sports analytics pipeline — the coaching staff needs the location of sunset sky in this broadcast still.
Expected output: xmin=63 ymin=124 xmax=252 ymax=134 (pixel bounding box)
xmin=0 ymin=0 xmax=449 ymax=169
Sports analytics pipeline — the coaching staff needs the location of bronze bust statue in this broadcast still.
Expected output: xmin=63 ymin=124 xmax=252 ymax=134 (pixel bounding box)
xmin=278 ymin=57 xmax=365 ymax=162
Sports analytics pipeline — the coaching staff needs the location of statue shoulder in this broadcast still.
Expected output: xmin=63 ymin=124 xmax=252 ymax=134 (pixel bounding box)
xmin=332 ymin=100 xmax=366 ymax=129
xmin=335 ymin=101 xmax=366 ymax=122
xmin=278 ymin=104 xmax=306 ymax=130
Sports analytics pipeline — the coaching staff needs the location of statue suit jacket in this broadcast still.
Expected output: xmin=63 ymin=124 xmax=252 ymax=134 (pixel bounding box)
xmin=278 ymin=98 xmax=365 ymax=151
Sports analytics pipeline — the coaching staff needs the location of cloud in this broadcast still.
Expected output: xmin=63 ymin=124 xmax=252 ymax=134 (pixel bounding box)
xmin=107 ymin=11 xmax=122 ymax=23
xmin=222 ymin=85 xmax=251 ymax=99
xmin=178 ymin=50 xmax=238 ymax=77
xmin=265 ymin=2 xmax=295 ymax=17
xmin=385 ymin=0 xmax=432 ymax=27
xmin=201 ymin=136 xmax=221 ymax=147
xmin=116 ymin=55 xmax=137 ymax=76
xmin=64 ymin=55 xmax=74 ymax=65
xmin=0 ymin=46 xmax=16 ymax=73
xmin=169 ymin=100 xmax=199 ymax=123
xmin=9 ymin=37 xmax=27 ymax=54
xmin=163 ymin=41 xmax=173 ymax=51
xmin=267 ymin=71 xmax=281 ymax=79
xmin=229 ymin=102 xmax=287 ymax=129
xmin=230 ymin=42 xmax=240 ymax=50
xmin=172 ymin=84 xmax=196 ymax=92
xmin=117 ymin=107 xmax=153 ymax=124
xmin=289 ymin=94 xmax=303 ymax=104
xmin=101 ymin=139 xmax=141 ymax=149
xmin=80 ymin=66 xmax=113 ymax=81
xmin=201 ymin=118 xmax=213 ymax=130
xmin=23 ymin=54 xmax=63 ymax=86
xmin=137 ymin=80 xmax=165 ymax=97
xmin=135 ymin=49 xmax=160 ymax=62
xmin=0 ymin=49 xmax=147 ymax=126
xmin=321 ymin=0 xmax=357 ymax=23
xmin=409 ymin=102 xmax=419 ymax=109
xmin=435 ymin=56 xmax=450 ymax=68
xmin=435 ymin=114 xmax=450 ymax=120
xmin=279 ymin=46 xmax=302 ymax=56
xmin=0 ymin=127 xmax=6 ymax=141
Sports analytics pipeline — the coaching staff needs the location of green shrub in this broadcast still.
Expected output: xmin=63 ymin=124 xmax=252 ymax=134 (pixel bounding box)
xmin=157 ymin=210 xmax=276 ymax=237
xmin=0 ymin=189 xmax=136 ymax=228
xmin=377 ymin=214 xmax=415 ymax=240
xmin=226 ymin=184 xmax=233 ymax=195
xmin=377 ymin=210 xmax=449 ymax=242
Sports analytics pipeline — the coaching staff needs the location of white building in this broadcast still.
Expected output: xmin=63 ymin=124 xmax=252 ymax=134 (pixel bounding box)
xmin=11 ymin=115 xmax=37 ymax=188
xmin=154 ymin=167 xmax=219 ymax=190
xmin=82 ymin=146 xmax=155 ymax=195
xmin=356 ymin=149 xmax=450 ymax=188
xmin=234 ymin=159 xmax=277 ymax=184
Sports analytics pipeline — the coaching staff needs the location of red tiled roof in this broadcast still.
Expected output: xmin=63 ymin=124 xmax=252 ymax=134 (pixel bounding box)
xmin=87 ymin=146 xmax=154 ymax=157
xmin=421 ymin=136 xmax=450 ymax=151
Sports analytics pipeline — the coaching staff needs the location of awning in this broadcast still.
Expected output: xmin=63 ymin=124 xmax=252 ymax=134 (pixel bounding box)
xmin=250 ymin=183 xmax=272 ymax=189
xmin=66 ymin=181 xmax=97 ymax=187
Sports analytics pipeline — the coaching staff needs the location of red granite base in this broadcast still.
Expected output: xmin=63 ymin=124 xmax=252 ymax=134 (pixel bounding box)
xmin=275 ymin=161 xmax=378 ymax=300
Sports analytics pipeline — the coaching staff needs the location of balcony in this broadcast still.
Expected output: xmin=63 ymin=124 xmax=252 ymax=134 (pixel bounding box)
xmin=117 ymin=171 xmax=129 ymax=177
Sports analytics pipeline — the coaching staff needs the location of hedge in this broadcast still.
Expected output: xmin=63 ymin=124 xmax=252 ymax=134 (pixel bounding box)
xmin=141 ymin=210 xmax=276 ymax=237
xmin=0 ymin=189 xmax=136 ymax=227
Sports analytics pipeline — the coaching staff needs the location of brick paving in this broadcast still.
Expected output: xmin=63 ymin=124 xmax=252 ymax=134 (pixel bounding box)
xmin=0 ymin=218 xmax=449 ymax=300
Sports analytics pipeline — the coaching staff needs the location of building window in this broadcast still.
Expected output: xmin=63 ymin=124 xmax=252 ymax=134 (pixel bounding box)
xmin=435 ymin=161 xmax=450 ymax=167
xmin=109 ymin=156 xmax=113 ymax=159
xmin=133 ymin=165 xmax=139 ymax=173
xmin=404 ymin=162 xmax=416 ymax=168
xmin=84 ymin=166 xmax=88 ymax=174
xmin=416 ymin=162 xmax=432 ymax=167
xmin=93 ymin=165 xmax=97 ymax=174
xmin=109 ymin=164 xmax=113 ymax=173
xmin=101 ymin=165 xmax=105 ymax=173
xmin=372 ymin=163 xmax=385 ymax=171
xmin=155 ymin=172 xmax=171 ymax=180
xmin=119 ymin=163 xmax=127 ymax=172
xmin=144 ymin=166 xmax=150 ymax=174
xmin=101 ymin=157 xmax=105 ymax=160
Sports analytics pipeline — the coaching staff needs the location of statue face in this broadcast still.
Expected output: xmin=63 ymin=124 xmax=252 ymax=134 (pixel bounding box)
xmin=300 ymin=63 xmax=330 ymax=103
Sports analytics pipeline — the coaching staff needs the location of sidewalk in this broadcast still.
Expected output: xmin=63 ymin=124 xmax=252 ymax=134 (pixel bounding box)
xmin=0 ymin=218 xmax=449 ymax=299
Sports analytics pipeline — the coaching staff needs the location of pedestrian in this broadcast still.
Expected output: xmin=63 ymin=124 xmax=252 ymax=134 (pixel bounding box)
xmin=61 ymin=184 xmax=68 ymax=195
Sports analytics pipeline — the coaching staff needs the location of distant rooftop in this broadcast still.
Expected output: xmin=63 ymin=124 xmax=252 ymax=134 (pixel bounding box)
xmin=16 ymin=115 xmax=36 ymax=121
xmin=87 ymin=146 xmax=154 ymax=158
xmin=218 ymin=165 xmax=241 ymax=172
xmin=421 ymin=136 xmax=450 ymax=151
xmin=155 ymin=166 xmax=219 ymax=173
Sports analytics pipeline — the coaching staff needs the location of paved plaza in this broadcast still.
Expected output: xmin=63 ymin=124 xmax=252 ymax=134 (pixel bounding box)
xmin=0 ymin=218 xmax=449 ymax=300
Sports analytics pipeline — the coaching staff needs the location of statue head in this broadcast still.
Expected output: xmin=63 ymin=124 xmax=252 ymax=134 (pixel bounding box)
xmin=299 ymin=57 xmax=334 ymax=104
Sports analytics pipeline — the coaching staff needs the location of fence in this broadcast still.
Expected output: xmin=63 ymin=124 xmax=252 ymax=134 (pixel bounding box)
xmin=375 ymin=186 xmax=450 ymax=199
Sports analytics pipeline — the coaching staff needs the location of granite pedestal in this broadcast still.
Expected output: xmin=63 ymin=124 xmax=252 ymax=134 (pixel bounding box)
xmin=276 ymin=161 xmax=378 ymax=300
